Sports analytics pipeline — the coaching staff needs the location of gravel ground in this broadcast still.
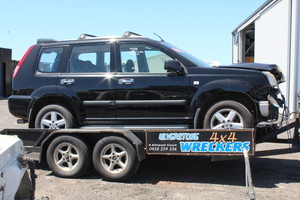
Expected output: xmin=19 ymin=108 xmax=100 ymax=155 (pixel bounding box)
xmin=1 ymin=99 xmax=300 ymax=200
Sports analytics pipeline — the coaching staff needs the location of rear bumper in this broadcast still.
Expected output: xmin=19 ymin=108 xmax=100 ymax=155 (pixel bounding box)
xmin=8 ymin=95 xmax=32 ymax=119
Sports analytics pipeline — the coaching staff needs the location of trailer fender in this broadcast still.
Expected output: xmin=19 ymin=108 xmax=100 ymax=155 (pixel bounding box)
xmin=39 ymin=129 xmax=146 ymax=162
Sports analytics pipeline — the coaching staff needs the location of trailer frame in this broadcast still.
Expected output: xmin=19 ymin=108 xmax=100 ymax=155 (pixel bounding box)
xmin=0 ymin=116 xmax=299 ymax=182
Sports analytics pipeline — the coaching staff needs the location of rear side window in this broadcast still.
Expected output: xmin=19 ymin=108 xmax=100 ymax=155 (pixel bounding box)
xmin=69 ymin=44 xmax=111 ymax=73
xmin=38 ymin=47 xmax=63 ymax=73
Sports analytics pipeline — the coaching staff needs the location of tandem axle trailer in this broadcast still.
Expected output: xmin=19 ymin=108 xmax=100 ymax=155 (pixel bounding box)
xmin=1 ymin=117 xmax=299 ymax=182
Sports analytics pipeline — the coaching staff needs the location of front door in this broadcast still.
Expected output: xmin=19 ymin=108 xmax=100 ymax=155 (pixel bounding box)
xmin=114 ymin=42 xmax=193 ymax=126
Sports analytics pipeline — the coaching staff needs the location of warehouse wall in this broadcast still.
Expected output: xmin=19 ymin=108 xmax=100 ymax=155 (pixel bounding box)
xmin=254 ymin=0 xmax=289 ymax=106
xmin=232 ymin=0 xmax=300 ymax=112
xmin=0 ymin=48 xmax=16 ymax=97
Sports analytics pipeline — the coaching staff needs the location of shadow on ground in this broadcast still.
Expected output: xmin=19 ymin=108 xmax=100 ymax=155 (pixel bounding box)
xmin=130 ymin=156 xmax=300 ymax=188
xmin=35 ymin=155 xmax=300 ymax=188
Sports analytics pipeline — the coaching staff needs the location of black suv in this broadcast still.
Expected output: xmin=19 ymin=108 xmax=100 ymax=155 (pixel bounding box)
xmin=9 ymin=32 xmax=285 ymax=134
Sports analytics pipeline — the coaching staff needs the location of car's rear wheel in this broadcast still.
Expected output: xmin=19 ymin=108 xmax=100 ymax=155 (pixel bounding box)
xmin=203 ymin=100 xmax=252 ymax=129
xmin=35 ymin=104 xmax=75 ymax=129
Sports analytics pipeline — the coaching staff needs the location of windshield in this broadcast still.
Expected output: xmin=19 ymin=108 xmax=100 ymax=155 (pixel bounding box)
xmin=162 ymin=43 xmax=212 ymax=68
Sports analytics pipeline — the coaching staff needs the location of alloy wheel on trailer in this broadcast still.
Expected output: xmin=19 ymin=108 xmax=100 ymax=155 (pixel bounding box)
xmin=47 ymin=135 xmax=91 ymax=178
xmin=210 ymin=108 xmax=244 ymax=129
xmin=40 ymin=111 xmax=67 ymax=129
xmin=203 ymin=100 xmax=252 ymax=130
xmin=93 ymin=136 xmax=140 ymax=181
xmin=35 ymin=104 xmax=76 ymax=129
xmin=53 ymin=142 xmax=80 ymax=172
xmin=100 ymin=143 xmax=129 ymax=174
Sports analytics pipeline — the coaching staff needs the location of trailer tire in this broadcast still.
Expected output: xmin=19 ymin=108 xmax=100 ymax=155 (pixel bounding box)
xmin=46 ymin=135 xmax=91 ymax=178
xmin=92 ymin=136 xmax=140 ymax=181
xmin=203 ymin=100 xmax=252 ymax=129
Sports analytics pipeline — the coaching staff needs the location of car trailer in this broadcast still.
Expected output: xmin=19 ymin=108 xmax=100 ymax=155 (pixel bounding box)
xmin=0 ymin=115 xmax=299 ymax=200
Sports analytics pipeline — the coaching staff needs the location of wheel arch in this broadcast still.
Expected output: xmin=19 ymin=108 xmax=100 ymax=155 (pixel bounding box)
xmin=195 ymin=92 xmax=258 ymax=128
xmin=28 ymin=95 xmax=81 ymax=128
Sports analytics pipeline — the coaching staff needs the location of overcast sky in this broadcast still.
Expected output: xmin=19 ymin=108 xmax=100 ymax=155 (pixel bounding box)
xmin=0 ymin=0 xmax=266 ymax=65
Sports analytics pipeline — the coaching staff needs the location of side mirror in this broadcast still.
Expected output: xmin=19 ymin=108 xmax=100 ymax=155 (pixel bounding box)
xmin=164 ymin=60 xmax=184 ymax=75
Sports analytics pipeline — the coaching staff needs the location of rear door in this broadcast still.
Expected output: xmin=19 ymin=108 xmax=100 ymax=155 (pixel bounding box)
xmin=114 ymin=42 xmax=193 ymax=126
xmin=58 ymin=43 xmax=115 ymax=124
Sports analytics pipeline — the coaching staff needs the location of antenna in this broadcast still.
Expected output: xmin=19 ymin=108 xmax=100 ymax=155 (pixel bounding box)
xmin=153 ymin=33 xmax=165 ymax=42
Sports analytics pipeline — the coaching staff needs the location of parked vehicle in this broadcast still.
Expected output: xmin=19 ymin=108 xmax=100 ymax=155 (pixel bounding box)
xmin=9 ymin=32 xmax=285 ymax=138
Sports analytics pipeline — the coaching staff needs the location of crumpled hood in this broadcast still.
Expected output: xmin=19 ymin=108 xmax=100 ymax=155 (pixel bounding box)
xmin=218 ymin=63 xmax=285 ymax=83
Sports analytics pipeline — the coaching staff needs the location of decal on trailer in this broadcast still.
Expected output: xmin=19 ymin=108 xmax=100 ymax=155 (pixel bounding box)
xmin=146 ymin=129 xmax=254 ymax=156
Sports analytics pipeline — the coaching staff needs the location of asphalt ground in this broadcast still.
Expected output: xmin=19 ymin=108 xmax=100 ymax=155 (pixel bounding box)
xmin=1 ymin=99 xmax=300 ymax=200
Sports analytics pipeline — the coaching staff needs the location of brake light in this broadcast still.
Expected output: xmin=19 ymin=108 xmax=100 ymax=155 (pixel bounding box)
xmin=13 ymin=45 xmax=34 ymax=78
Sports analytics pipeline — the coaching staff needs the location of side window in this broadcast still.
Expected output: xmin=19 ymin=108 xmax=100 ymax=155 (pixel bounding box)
xmin=78 ymin=53 xmax=97 ymax=65
xmin=120 ymin=43 xmax=174 ymax=73
xmin=38 ymin=47 xmax=63 ymax=73
xmin=69 ymin=44 xmax=110 ymax=73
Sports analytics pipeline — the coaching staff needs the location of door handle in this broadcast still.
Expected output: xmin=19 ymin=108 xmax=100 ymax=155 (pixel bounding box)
xmin=60 ymin=79 xmax=75 ymax=85
xmin=118 ymin=78 xmax=134 ymax=85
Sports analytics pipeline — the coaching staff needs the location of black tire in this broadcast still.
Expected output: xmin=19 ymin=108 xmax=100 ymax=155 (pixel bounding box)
xmin=92 ymin=136 xmax=140 ymax=181
xmin=203 ymin=100 xmax=252 ymax=129
xmin=35 ymin=104 xmax=75 ymax=129
xmin=46 ymin=135 xmax=91 ymax=178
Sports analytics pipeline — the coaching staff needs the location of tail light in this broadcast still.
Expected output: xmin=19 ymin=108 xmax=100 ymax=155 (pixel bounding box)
xmin=13 ymin=45 xmax=34 ymax=78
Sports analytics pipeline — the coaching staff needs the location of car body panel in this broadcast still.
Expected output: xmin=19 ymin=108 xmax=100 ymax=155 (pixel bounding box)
xmin=8 ymin=33 xmax=283 ymax=130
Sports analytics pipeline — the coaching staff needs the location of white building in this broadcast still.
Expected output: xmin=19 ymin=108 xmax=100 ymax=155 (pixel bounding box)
xmin=232 ymin=0 xmax=300 ymax=113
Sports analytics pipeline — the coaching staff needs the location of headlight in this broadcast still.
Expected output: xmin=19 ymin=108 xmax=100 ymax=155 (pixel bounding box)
xmin=262 ymin=71 xmax=278 ymax=87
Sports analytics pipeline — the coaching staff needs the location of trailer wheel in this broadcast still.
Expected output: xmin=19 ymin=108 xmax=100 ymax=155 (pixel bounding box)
xmin=92 ymin=136 xmax=140 ymax=181
xmin=203 ymin=100 xmax=252 ymax=129
xmin=46 ymin=135 xmax=91 ymax=178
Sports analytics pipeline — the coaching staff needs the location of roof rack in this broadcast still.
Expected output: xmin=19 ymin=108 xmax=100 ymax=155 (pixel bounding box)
xmin=37 ymin=38 xmax=57 ymax=44
xmin=78 ymin=33 xmax=98 ymax=39
xmin=123 ymin=31 xmax=142 ymax=37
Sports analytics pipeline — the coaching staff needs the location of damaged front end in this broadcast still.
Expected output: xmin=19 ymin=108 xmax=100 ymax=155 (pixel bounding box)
xmin=219 ymin=62 xmax=285 ymax=121
xmin=250 ymin=64 xmax=287 ymax=142
xmin=219 ymin=63 xmax=287 ymax=141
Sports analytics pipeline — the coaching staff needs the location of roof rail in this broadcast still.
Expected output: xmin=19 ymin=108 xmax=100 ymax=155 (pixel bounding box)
xmin=123 ymin=31 xmax=142 ymax=37
xmin=78 ymin=33 xmax=98 ymax=39
xmin=37 ymin=38 xmax=57 ymax=44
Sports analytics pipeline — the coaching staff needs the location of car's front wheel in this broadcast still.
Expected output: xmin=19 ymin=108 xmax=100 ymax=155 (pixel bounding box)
xmin=203 ymin=100 xmax=253 ymax=129
xmin=35 ymin=104 xmax=75 ymax=129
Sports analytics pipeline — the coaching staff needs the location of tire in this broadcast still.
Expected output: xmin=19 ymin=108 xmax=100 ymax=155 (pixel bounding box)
xmin=46 ymin=135 xmax=91 ymax=178
xmin=203 ymin=100 xmax=252 ymax=129
xmin=35 ymin=104 xmax=75 ymax=129
xmin=92 ymin=136 xmax=140 ymax=181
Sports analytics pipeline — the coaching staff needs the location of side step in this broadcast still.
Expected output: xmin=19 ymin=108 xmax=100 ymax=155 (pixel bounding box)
xmin=81 ymin=124 xmax=190 ymax=130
